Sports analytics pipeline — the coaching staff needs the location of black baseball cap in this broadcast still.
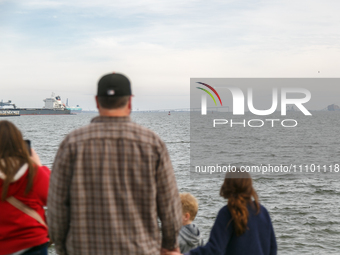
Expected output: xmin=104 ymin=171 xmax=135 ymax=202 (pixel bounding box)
xmin=97 ymin=73 xmax=132 ymax=97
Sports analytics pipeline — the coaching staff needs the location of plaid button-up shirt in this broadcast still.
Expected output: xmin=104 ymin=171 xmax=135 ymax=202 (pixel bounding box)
xmin=47 ymin=116 xmax=182 ymax=255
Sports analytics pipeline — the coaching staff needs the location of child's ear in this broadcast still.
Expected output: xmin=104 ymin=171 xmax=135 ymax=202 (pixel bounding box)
xmin=185 ymin=212 xmax=191 ymax=221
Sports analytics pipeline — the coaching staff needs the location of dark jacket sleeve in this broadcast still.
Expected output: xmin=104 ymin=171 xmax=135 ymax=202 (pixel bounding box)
xmin=186 ymin=206 xmax=232 ymax=255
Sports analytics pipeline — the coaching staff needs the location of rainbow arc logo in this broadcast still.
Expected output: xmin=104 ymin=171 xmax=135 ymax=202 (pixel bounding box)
xmin=196 ymin=82 xmax=223 ymax=106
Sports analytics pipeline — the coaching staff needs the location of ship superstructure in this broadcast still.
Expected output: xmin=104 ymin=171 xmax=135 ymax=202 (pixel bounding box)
xmin=43 ymin=94 xmax=66 ymax=110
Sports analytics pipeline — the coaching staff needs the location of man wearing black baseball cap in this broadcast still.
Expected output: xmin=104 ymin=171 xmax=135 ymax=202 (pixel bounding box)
xmin=95 ymin=73 xmax=133 ymax=115
xmin=48 ymin=73 xmax=182 ymax=255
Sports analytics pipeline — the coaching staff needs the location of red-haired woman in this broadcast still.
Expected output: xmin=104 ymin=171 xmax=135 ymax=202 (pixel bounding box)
xmin=167 ymin=171 xmax=277 ymax=255
xmin=0 ymin=120 xmax=50 ymax=255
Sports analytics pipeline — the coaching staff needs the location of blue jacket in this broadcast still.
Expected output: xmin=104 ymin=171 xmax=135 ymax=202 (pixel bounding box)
xmin=185 ymin=204 xmax=277 ymax=255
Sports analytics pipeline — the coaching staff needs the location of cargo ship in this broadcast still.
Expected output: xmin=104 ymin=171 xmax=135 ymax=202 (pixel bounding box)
xmin=0 ymin=93 xmax=71 ymax=115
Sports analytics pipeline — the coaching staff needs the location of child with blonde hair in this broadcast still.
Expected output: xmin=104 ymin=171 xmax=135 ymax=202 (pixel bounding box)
xmin=178 ymin=193 xmax=204 ymax=253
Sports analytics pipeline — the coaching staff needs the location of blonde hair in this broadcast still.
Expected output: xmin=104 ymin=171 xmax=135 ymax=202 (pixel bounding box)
xmin=180 ymin=193 xmax=199 ymax=221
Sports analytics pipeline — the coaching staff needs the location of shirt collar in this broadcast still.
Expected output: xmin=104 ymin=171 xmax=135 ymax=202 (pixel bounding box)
xmin=91 ymin=115 xmax=131 ymax=123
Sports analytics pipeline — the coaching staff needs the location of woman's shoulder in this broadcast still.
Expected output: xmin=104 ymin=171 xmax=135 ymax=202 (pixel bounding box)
xmin=34 ymin=165 xmax=51 ymax=180
xmin=256 ymin=204 xmax=273 ymax=222
xmin=221 ymin=204 xmax=229 ymax=212
xmin=246 ymin=202 xmax=270 ymax=216
xmin=212 ymin=205 xmax=233 ymax=227
xmin=219 ymin=205 xmax=232 ymax=217
xmin=220 ymin=203 xmax=271 ymax=219
xmin=259 ymin=204 xmax=270 ymax=215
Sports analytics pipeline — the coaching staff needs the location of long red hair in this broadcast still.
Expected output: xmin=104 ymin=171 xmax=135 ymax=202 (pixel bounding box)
xmin=220 ymin=171 xmax=260 ymax=236
xmin=0 ymin=120 xmax=36 ymax=201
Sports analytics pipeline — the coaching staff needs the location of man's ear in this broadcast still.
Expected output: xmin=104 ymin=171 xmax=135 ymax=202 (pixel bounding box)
xmin=128 ymin=96 xmax=132 ymax=110
xmin=95 ymin=96 xmax=100 ymax=109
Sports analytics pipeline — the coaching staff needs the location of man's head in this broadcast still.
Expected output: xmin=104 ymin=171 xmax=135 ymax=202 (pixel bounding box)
xmin=180 ymin=193 xmax=199 ymax=225
xmin=96 ymin=73 xmax=132 ymax=116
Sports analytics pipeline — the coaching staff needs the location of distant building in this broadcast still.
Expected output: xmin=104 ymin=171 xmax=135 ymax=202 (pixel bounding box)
xmin=327 ymin=104 xmax=340 ymax=111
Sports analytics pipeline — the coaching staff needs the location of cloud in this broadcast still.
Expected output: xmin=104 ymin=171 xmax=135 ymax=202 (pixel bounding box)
xmin=1 ymin=0 xmax=340 ymax=109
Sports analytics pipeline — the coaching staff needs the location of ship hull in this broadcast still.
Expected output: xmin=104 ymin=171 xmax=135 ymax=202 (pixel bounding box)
xmin=16 ymin=108 xmax=71 ymax=115
xmin=66 ymin=107 xmax=82 ymax=114
xmin=0 ymin=110 xmax=20 ymax=117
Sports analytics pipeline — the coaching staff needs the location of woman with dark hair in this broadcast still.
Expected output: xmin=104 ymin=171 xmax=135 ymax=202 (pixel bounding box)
xmin=0 ymin=120 xmax=50 ymax=255
xmin=167 ymin=171 xmax=277 ymax=255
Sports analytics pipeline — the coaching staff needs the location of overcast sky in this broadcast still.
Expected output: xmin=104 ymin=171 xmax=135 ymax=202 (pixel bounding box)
xmin=1 ymin=0 xmax=340 ymax=110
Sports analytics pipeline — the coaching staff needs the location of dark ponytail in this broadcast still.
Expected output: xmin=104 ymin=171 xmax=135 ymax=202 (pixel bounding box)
xmin=220 ymin=171 xmax=259 ymax=236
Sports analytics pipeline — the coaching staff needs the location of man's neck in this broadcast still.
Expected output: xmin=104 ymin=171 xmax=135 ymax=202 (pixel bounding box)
xmin=98 ymin=108 xmax=130 ymax=117
xmin=95 ymin=96 xmax=132 ymax=117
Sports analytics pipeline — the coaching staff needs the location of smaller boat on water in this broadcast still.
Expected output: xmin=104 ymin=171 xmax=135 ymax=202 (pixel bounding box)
xmin=65 ymin=99 xmax=82 ymax=114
